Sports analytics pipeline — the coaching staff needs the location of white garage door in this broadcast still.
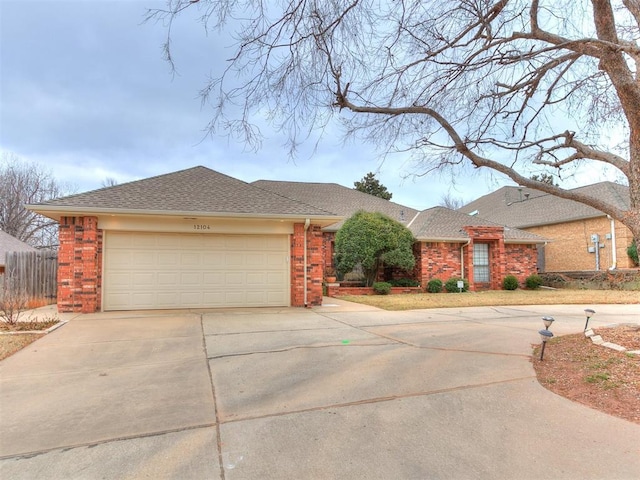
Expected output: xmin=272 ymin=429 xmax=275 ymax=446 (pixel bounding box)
xmin=103 ymin=232 xmax=290 ymax=310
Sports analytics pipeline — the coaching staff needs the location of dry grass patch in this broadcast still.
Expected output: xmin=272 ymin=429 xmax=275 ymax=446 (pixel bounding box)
xmin=0 ymin=333 xmax=44 ymax=361
xmin=339 ymin=289 xmax=640 ymax=310
xmin=0 ymin=316 xmax=60 ymax=360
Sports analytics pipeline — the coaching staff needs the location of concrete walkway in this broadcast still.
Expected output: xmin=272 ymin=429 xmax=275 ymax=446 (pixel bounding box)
xmin=1 ymin=300 xmax=639 ymax=479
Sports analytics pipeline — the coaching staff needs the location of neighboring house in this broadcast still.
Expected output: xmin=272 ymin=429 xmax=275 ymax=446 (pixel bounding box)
xmin=459 ymin=182 xmax=635 ymax=272
xmin=0 ymin=230 xmax=37 ymax=275
xmin=28 ymin=166 xmax=544 ymax=313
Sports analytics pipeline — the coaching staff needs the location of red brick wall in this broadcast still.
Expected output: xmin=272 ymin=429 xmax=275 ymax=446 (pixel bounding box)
xmin=415 ymin=242 xmax=463 ymax=285
xmin=291 ymin=223 xmax=324 ymax=307
xmin=58 ymin=216 xmax=102 ymax=313
xmin=504 ymin=244 xmax=538 ymax=286
xmin=322 ymin=232 xmax=336 ymax=275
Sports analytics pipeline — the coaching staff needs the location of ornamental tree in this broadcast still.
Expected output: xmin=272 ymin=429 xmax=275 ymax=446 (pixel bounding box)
xmin=151 ymin=0 xmax=640 ymax=240
xmin=335 ymin=211 xmax=415 ymax=286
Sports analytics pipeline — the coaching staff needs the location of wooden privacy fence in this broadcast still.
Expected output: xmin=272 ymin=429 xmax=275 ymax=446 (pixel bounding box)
xmin=1 ymin=250 xmax=58 ymax=305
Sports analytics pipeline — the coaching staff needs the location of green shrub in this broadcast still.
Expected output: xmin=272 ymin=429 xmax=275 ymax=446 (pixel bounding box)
xmin=628 ymin=240 xmax=639 ymax=266
xmin=503 ymin=275 xmax=519 ymax=290
xmin=426 ymin=279 xmax=443 ymax=293
xmin=389 ymin=278 xmax=420 ymax=287
xmin=525 ymin=274 xmax=542 ymax=290
xmin=444 ymin=277 xmax=469 ymax=293
xmin=372 ymin=282 xmax=392 ymax=295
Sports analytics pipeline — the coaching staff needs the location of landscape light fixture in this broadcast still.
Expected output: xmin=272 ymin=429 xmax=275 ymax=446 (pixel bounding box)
xmin=583 ymin=309 xmax=596 ymax=332
xmin=538 ymin=329 xmax=554 ymax=361
xmin=542 ymin=316 xmax=555 ymax=330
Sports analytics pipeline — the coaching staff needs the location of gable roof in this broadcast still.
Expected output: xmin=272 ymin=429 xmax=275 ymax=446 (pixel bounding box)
xmin=0 ymin=230 xmax=37 ymax=266
xmin=28 ymin=166 xmax=339 ymax=222
xmin=253 ymin=180 xmax=543 ymax=243
xmin=408 ymin=207 xmax=546 ymax=243
xmin=459 ymin=182 xmax=630 ymax=228
xmin=252 ymin=180 xmax=419 ymax=230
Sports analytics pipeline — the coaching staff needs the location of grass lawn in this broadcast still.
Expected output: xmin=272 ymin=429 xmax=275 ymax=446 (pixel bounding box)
xmin=339 ymin=289 xmax=640 ymax=310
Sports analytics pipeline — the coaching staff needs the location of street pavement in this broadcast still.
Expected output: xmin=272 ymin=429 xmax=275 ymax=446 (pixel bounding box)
xmin=1 ymin=300 xmax=638 ymax=479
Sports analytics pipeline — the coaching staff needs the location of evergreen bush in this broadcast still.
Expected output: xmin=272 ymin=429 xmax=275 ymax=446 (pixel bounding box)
xmin=426 ymin=279 xmax=443 ymax=293
xmin=525 ymin=274 xmax=542 ymax=290
xmin=503 ymin=275 xmax=519 ymax=290
xmin=372 ymin=282 xmax=392 ymax=295
xmin=444 ymin=277 xmax=469 ymax=293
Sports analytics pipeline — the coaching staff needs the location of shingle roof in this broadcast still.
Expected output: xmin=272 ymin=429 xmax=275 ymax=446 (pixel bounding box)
xmin=31 ymin=166 xmax=337 ymax=218
xmin=459 ymin=182 xmax=630 ymax=228
xmin=252 ymin=180 xmax=419 ymax=230
xmin=0 ymin=230 xmax=37 ymax=265
xmin=253 ymin=180 xmax=544 ymax=243
xmin=408 ymin=207 xmax=545 ymax=243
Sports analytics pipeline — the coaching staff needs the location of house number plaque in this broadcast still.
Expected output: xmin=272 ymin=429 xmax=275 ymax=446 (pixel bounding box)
xmin=193 ymin=224 xmax=211 ymax=230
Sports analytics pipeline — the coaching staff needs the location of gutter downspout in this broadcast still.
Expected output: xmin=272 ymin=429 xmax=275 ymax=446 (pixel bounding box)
xmin=608 ymin=215 xmax=617 ymax=270
xmin=461 ymin=239 xmax=471 ymax=279
xmin=304 ymin=218 xmax=310 ymax=307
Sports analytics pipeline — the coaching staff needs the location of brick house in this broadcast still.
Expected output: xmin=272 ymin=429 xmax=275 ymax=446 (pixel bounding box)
xmin=254 ymin=182 xmax=545 ymax=291
xmin=459 ymin=182 xmax=636 ymax=272
xmin=29 ymin=166 xmax=544 ymax=313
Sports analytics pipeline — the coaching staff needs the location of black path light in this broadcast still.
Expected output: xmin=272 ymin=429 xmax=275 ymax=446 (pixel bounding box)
xmin=537 ymin=316 xmax=555 ymax=361
xmin=584 ymin=309 xmax=596 ymax=332
xmin=538 ymin=329 xmax=554 ymax=361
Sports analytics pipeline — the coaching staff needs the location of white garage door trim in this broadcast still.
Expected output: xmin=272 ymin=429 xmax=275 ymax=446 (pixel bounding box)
xmin=103 ymin=231 xmax=290 ymax=310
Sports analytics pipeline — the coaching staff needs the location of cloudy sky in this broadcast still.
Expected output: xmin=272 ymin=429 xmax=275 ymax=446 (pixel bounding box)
xmin=0 ymin=0 xmax=619 ymax=210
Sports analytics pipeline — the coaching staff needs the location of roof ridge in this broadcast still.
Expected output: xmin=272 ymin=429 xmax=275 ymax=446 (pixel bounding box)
xmin=251 ymin=182 xmax=338 ymax=216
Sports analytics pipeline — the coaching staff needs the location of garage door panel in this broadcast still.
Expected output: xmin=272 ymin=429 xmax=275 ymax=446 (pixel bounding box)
xmin=203 ymin=272 xmax=225 ymax=285
xmin=104 ymin=232 xmax=289 ymax=310
xmin=157 ymin=253 xmax=178 ymax=267
xmin=246 ymin=274 xmax=263 ymax=286
xmin=157 ymin=272 xmax=179 ymax=286
xmin=225 ymin=272 xmax=244 ymax=285
xmin=134 ymin=235 xmax=160 ymax=249
xmin=132 ymin=251 xmax=156 ymax=266
xmin=202 ymin=252 xmax=224 ymax=266
xmin=132 ymin=272 xmax=155 ymax=287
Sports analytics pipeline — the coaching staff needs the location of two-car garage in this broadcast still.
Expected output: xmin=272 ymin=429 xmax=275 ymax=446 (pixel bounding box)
xmin=103 ymin=231 xmax=290 ymax=311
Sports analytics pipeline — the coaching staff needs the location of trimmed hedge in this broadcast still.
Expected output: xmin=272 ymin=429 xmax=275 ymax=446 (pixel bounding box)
xmin=503 ymin=275 xmax=519 ymax=290
xmin=525 ymin=274 xmax=542 ymax=290
xmin=372 ymin=282 xmax=392 ymax=295
xmin=426 ymin=279 xmax=443 ymax=293
xmin=445 ymin=277 xmax=469 ymax=293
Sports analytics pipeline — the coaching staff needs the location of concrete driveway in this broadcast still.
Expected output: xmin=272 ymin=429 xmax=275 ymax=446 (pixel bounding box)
xmin=1 ymin=300 xmax=639 ymax=479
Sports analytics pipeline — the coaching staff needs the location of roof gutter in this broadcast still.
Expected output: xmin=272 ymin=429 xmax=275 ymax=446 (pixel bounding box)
xmin=25 ymin=204 xmax=341 ymax=226
xmin=461 ymin=239 xmax=471 ymax=279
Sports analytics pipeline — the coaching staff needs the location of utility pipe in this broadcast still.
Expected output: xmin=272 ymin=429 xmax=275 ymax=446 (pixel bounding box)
xmin=460 ymin=239 xmax=471 ymax=279
xmin=608 ymin=215 xmax=617 ymax=270
xmin=303 ymin=218 xmax=310 ymax=307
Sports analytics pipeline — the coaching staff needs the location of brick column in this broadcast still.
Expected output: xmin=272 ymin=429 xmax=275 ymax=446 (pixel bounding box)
xmin=57 ymin=216 xmax=102 ymax=313
xmin=290 ymin=223 xmax=324 ymax=307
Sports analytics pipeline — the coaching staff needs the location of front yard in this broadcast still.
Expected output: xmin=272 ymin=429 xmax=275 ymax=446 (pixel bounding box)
xmin=339 ymin=288 xmax=640 ymax=310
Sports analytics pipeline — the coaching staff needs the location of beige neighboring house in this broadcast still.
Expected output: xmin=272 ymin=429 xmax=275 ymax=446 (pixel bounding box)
xmin=459 ymin=182 xmax=636 ymax=272
xmin=0 ymin=230 xmax=37 ymax=275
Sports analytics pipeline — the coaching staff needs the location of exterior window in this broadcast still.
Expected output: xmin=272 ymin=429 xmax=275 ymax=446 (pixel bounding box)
xmin=473 ymin=243 xmax=490 ymax=283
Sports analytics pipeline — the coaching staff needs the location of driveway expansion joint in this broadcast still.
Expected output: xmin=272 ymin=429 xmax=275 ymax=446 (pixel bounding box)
xmin=0 ymin=423 xmax=218 ymax=461
xmin=219 ymin=375 xmax=537 ymax=425
xmin=207 ymin=342 xmax=398 ymax=360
